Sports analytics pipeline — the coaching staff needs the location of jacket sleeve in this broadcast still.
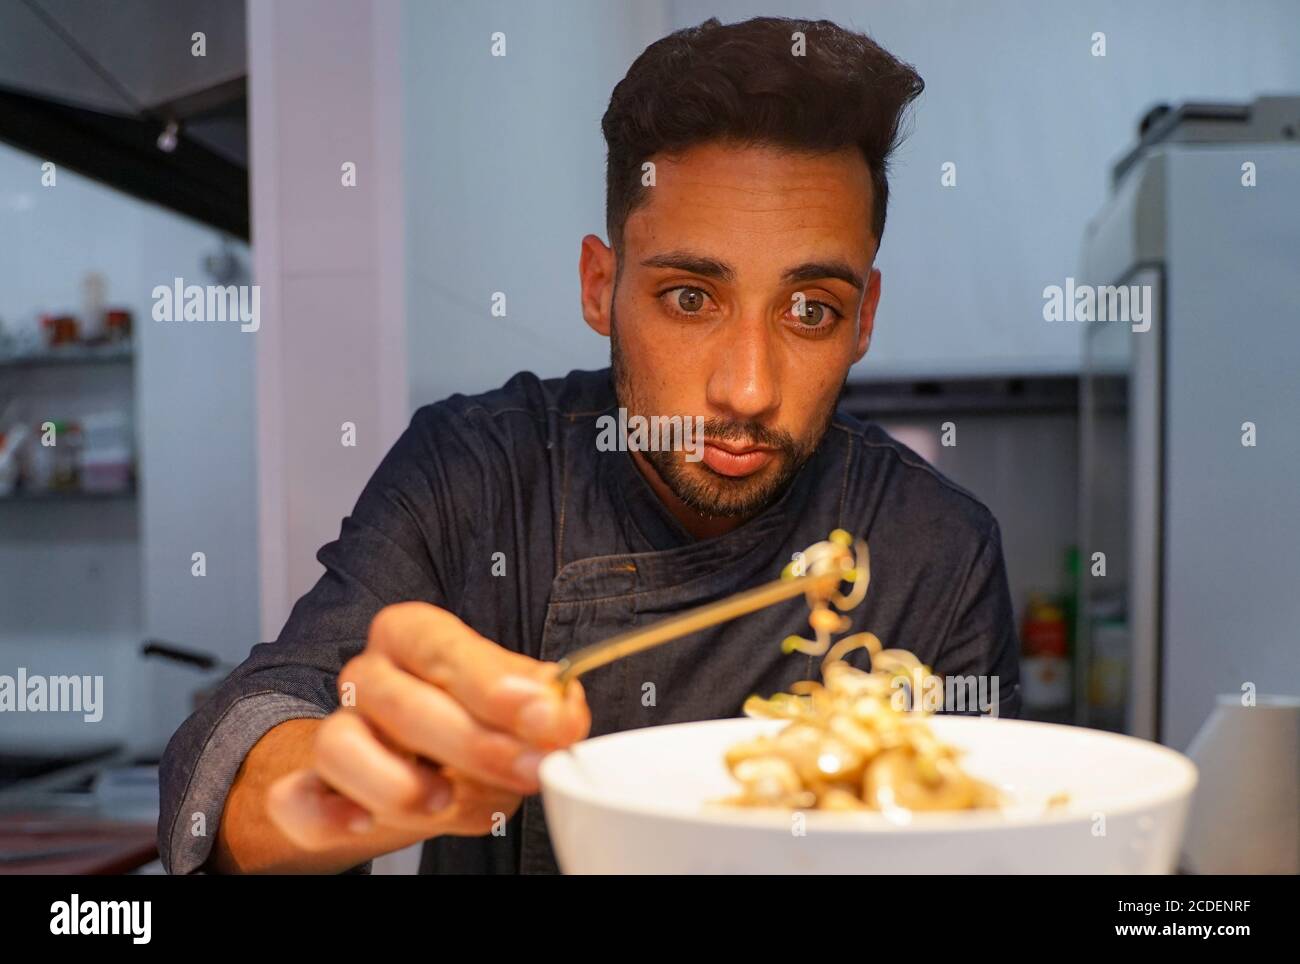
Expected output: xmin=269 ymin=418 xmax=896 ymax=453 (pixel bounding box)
xmin=157 ymin=402 xmax=487 ymax=873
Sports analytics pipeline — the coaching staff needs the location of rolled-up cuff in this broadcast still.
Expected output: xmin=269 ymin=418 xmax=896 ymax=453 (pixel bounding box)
xmin=161 ymin=690 xmax=371 ymax=875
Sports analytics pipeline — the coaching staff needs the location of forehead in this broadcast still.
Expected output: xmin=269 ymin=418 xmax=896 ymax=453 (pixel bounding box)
xmin=623 ymin=141 xmax=876 ymax=268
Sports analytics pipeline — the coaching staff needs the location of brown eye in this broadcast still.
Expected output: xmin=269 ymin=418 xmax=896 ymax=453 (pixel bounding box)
xmin=798 ymin=301 xmax=827 ymax=326
xmin=677 ymin=288 xmax=705 ymax=313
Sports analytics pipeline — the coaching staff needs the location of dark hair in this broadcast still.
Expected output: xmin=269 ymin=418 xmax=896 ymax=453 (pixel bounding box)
xmin=602 ymin=17 xmax=924 ymax=252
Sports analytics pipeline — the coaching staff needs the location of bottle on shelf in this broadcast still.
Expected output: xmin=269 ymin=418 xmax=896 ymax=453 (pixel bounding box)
xmin=1021 ymin=592 xmax=1071 ymax=721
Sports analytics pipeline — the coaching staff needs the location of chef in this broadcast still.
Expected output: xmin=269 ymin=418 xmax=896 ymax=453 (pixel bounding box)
xmin=159 ymin=14 xmax=1021 ymax=875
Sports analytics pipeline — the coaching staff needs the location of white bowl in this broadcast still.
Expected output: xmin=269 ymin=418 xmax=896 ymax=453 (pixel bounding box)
xmin=539 ymin=716 xmax=1197 ymax=874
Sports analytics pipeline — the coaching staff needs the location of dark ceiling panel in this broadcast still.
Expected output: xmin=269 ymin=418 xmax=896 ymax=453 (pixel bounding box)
xmin=0 ymin=84 xmax=249 ymax=239
xmin=0 ymin=0 xmax=246 ymax=116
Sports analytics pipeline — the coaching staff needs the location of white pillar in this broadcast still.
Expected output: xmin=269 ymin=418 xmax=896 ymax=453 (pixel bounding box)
xmin=247 ymin=0 xmax=408 ymax=638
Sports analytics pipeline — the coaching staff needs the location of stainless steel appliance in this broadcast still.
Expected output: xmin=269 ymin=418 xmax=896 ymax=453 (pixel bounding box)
xmin=1078 ymin=96 xmax=1300 ymax=749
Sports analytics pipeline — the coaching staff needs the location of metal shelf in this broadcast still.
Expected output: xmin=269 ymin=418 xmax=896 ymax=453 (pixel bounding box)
xmin=0 ymin=483 xmax=136 ymax=503
xmin=0 ymin=343 xmax=134 ymax=371
xmin=839 ymin=374 xmax=1080 ymax=418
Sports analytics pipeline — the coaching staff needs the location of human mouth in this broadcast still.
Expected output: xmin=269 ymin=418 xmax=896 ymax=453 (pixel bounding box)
xmin=701 ymin=440 xmax=775 ymax=478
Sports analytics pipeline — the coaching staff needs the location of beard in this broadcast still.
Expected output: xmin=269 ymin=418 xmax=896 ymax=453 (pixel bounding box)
xmin=609 ymin=309 xmax=836 ymax=519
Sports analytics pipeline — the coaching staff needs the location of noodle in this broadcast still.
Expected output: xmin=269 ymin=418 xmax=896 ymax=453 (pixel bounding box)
xmin=723 ymin=530 xmax=1003 ymax=814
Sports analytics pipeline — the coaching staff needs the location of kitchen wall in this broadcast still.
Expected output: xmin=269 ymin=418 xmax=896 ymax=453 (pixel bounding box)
xmin=401 ymin=0 xmax=670 ymax=411
xmin=401 ymin=0 xmax=1300 ymax=397
xmin=0 ymin=140 xmax=258 ymax=754
xmin=672 ymin=0 xmax=1300 ymax=376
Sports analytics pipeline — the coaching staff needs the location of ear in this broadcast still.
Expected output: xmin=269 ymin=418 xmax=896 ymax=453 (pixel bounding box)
xmin=579 ymin=234 xmax=617 ymax=337
xmin=852 ymin=268 xmax=881 ymax=363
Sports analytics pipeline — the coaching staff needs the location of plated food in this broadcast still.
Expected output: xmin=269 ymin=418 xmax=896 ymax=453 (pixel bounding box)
xmin=723 ymin=530 xmax=1005 ymax=814
xmin=724 ymin=642 xmax=1005 ymax=812
xmin=538 ymin=529 xmax=1197 ymax=873
xmin=539 ymin=714 xmax=1198 ymax=873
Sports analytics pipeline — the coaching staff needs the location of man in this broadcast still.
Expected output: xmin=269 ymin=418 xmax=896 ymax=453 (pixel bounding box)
xmin=159 ymin=15 xmax=1021 ymax=875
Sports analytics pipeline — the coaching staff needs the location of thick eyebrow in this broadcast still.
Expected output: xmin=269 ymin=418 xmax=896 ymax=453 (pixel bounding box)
xmin=639 ymin=251 xmax=864 ymax=292
xmin=640 ymin=251 xmax=735 ymax=282
xmin=781 ymin=260 xmax=864 ymax=292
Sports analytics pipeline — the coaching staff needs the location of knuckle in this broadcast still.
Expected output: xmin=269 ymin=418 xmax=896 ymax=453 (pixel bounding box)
xmin=313 ymin=713 xmax=358 ymax=770
xmin=423 ymin=615 xmax=464 ymax=684
xmin=367 ymin=604 xmax=400 ymax=646
xmin=368 ymin=601 xmax=426 ymax=650
xmin=338 ymin=652 xmax=375 ymax=700
xmin=462 ymin=728 xmax=519 ymax=776
xmin=368 ymin=684 xmax=422 ymax=735
xmin=367 ymin=776 xmax=424 ymax=816
xmin=344 ymin=655 xmax=402 ymax=718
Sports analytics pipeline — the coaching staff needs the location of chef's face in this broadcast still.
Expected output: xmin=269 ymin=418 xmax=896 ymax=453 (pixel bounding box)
xmin=580 ymin=140 xmax=881 ymax=521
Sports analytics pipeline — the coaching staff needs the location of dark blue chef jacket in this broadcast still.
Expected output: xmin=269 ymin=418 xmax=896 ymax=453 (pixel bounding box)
xmin=158 ymin=367 xmax=1021 ymax=874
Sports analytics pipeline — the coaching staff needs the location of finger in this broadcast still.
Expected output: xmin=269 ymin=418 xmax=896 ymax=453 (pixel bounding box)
xmin=435 ymin=768 xmax=525 ymax=837
xmin=347 ymin=650 xmax=545 ymax=794
xmin=265 ymin=769 xmax=374 ymax=852
xmin=313 ymin=710 xmax=453 ymax=828
xmin=367 ymin=603 xmax=586 ymax=746
xmin=560 ymin=678 xmax=593 ymax=744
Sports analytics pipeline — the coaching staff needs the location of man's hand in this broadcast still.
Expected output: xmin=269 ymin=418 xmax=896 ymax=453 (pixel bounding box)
xmin=218 ymin=603 xmax=589 ymax=872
